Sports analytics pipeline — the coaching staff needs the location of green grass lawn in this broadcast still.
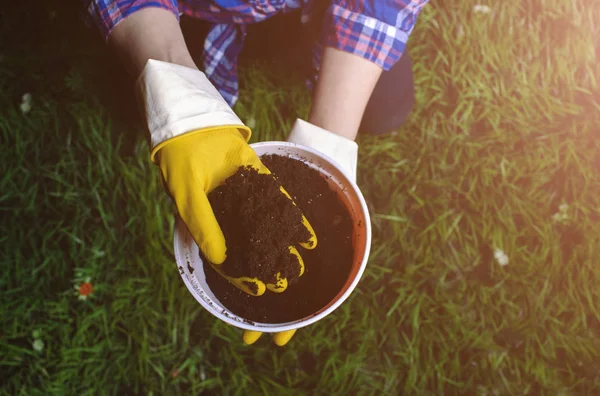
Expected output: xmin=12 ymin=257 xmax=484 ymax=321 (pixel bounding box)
xmin=2 ymin=0 xmax=600 ymax=394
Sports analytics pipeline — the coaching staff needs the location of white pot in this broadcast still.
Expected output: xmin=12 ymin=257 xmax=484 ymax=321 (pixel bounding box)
xmin=173 ymin=142 xmax=372 ymax=332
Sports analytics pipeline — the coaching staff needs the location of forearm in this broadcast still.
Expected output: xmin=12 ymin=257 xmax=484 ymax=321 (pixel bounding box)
xmin=107 ymin=7 xmax=196 ymax=76
xmin=308 ymin=48 xmax=383 ymax=141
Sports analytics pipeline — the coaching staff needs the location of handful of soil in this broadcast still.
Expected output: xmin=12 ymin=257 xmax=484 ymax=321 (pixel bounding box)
xmin=204 ymin=154 xmax=354 ymax=323
xmin=207 ymin=165 xmax=311 ymax=287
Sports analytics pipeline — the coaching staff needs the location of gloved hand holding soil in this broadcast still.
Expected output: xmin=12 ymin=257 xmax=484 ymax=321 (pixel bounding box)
xmin=157 ymin=126 xmax=316 ymax=298
xmin=205 ymin=154 xmax=354 ymax=323
xmin=206 ymin=163 xmax=315 ymax=296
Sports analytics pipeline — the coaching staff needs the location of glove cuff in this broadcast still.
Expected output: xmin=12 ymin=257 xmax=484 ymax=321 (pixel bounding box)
xmin=287 ymin=119 xmax=358 ymax=183
xmin=136 ymin=60 xmax=251 ymax=156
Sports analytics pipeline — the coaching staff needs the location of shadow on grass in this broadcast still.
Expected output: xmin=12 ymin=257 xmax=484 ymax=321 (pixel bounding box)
xmin=2 ymin=1 xmax=143 ymax=156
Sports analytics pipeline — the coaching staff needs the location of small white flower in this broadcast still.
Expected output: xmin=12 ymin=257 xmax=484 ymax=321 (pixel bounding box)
xmin=473 ymin=5 xmax=492 ymax=14
xmin=552 ymin=212 xmax=568 ymax=223
xmin=552 ymin=203 xmax=569 ymax=224
xmin=200 ymin=365 xmax=206 ymax=381
xmin=32 ymin=339 xmax=44 ymax=352
xmin=457 ymin=24 xmax=465 ymax=39
xmin=493 ymin=248 xmax=509 ymax=266
xmin=20 ymin=93 xmax=32 ymax=114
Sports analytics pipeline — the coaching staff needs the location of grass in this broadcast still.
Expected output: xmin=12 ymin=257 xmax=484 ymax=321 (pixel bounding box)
xmin=2 ymin=0 xmax=600 ymax=394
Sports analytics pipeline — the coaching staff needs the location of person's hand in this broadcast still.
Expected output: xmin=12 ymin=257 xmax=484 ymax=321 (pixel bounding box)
xmin=138 ymin=59 xmax=316 ymax=296
xmin=137 ymin=60 xmax=319 ymax=347
xmin=156 ymin=127 xmax=317 ymax=295
xmin=246 ymin=119 xmax=357 ymax=347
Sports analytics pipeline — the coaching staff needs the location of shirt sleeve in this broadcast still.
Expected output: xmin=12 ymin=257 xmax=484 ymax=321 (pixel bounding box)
xmin=321 ymin=0 xmax=429 ymax=70
xmin=84 ymin=0 xmax=180 ymax=41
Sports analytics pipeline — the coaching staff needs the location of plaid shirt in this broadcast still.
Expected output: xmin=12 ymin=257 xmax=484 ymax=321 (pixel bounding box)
xmin=85 ymin=0 xmax=429 ymax=106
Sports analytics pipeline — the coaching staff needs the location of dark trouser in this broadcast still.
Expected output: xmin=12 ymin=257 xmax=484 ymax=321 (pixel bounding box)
xmin=181 ymin=13 xmax=415 ymax=136
xmin=360 ymin=50 xmax=414 ymax=135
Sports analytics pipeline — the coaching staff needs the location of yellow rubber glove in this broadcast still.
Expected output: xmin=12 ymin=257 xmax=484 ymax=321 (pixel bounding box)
xmin=155 ymin=126 xmax=317 ymax=296
xmin=156 ymin=128 xmax=313 ymax=346
xmin=138 ymin=60 xmax=307 ymax=346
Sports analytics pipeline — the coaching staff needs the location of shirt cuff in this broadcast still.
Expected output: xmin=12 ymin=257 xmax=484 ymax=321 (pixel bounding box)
xmin=322 ymin=3 xmax=411 ymax=71
xmin=86 ymin=0 xmax=180 ymax=41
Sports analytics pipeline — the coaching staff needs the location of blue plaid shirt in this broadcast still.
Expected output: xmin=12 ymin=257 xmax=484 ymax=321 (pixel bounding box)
xmin=85 ymin=0 xmax=429 ymax=105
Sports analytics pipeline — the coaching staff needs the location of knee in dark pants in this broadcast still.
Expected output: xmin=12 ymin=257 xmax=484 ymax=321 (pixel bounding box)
xmin=359 ymin=51 xmax=415 ymax=136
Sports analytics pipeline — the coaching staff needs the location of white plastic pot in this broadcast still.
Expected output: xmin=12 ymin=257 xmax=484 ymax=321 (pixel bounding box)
xmin=173 ymin=142 xmax=372 ymax=332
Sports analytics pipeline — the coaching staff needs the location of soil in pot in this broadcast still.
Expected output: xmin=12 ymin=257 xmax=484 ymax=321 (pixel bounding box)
xmin=202 ymin=154 xmax=354 ymax=323
xmin=205 ymin=163 xmax=311 ymax=293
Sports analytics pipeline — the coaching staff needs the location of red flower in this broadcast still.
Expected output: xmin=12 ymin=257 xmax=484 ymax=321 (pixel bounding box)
xmin=78 ymin=282 xmax=93 ymax=297
xmin=172 ymin=370 xmax=179 ymax=378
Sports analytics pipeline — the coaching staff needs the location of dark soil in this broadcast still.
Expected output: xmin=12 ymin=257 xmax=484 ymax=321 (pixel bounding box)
xmin=203 ymin=154 xmax=354 ymax=323
xmin=206 ymin=165 xmax=310 ymax=287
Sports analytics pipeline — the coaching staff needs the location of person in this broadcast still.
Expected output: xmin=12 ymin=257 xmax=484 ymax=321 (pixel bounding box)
xmin=83 ymin=0 xmax=429 ymax=346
